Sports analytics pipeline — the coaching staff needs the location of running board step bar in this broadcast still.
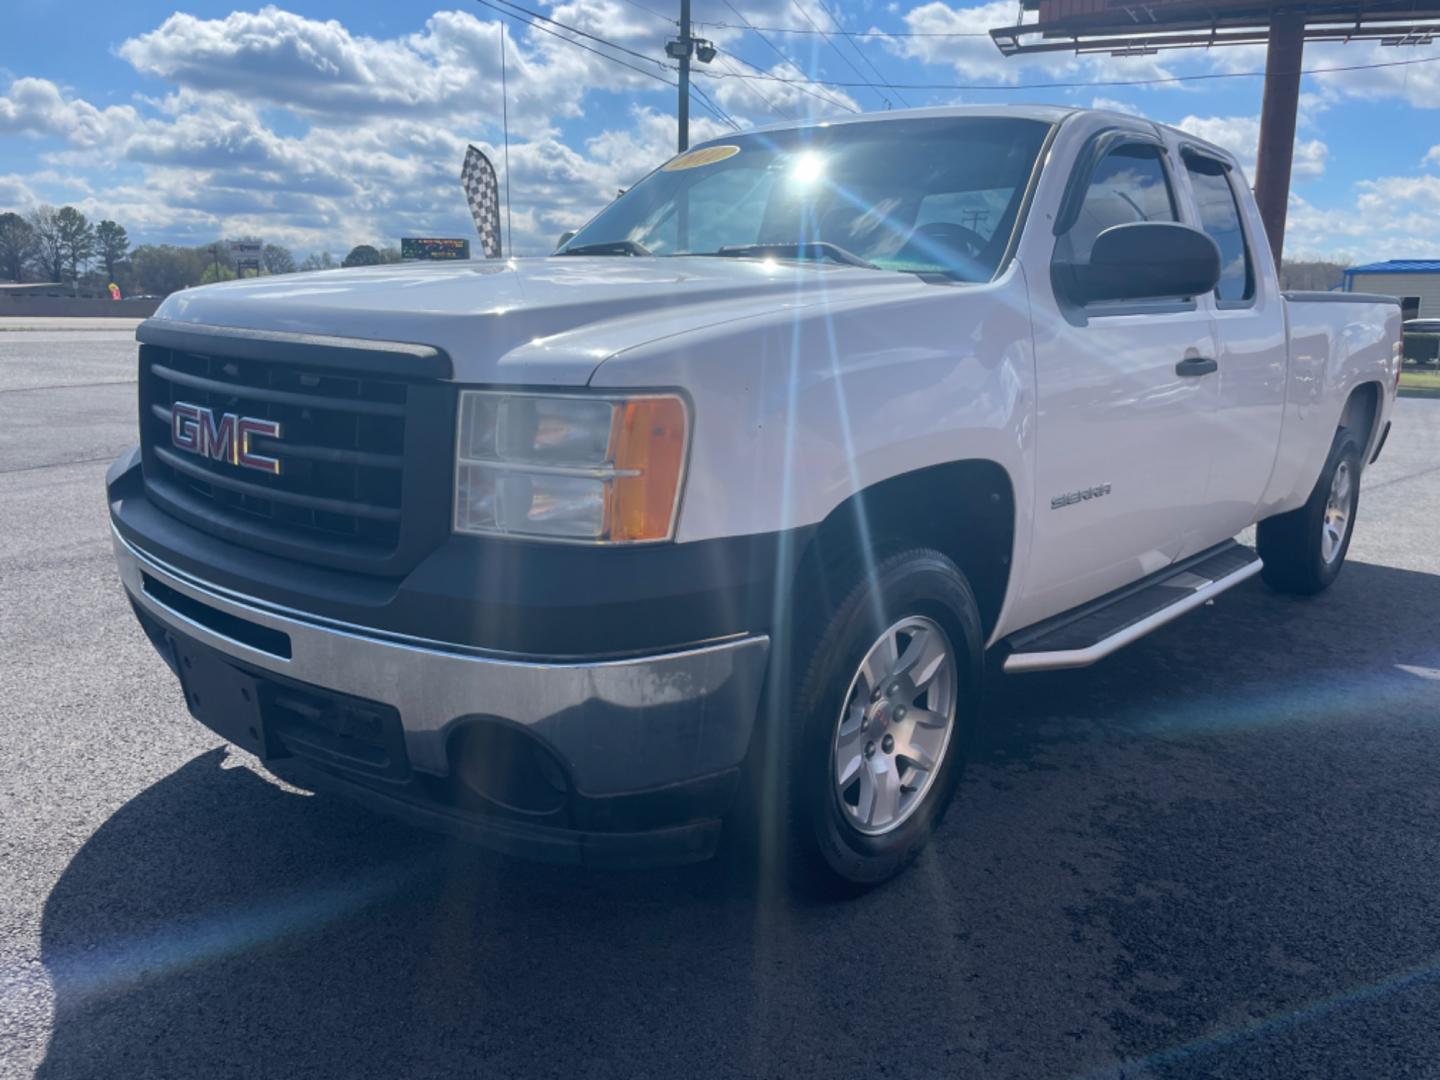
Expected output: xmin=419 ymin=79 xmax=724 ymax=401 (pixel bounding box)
xmin=1002 ymin=541 xmax=1262 ymax=674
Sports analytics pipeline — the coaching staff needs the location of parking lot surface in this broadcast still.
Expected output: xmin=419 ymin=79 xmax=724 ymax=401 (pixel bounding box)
xmin=3 ymin=321 xmax=1440 ymax=1079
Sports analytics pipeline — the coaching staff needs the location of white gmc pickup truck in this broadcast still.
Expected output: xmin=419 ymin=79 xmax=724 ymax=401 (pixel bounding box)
xmin=108 ymin=106 xmax=1400 ymax=891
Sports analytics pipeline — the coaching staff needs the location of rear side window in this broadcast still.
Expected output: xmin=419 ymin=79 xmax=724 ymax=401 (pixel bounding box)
xmin=1068 ymin=143 xmax=1177 ymax=260
xmin=1184 ymin=155 xmax=1254 ymax=303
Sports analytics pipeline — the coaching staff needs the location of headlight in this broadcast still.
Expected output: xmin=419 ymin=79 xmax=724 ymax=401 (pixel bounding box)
xmin=454 ymin=390 xmax=688 ymax=543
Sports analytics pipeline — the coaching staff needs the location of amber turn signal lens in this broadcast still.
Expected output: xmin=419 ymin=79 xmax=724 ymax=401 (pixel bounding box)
xmin=609 ymin=396 xmax=688 ymax=542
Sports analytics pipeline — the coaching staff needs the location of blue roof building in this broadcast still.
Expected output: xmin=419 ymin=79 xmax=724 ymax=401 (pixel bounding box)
xmin=1344 ymin=260 xmax=1440 ymax=321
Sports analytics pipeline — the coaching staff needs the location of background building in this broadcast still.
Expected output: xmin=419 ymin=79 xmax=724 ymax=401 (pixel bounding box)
xmin=1344 ymin=260 xmax=1440 ymax=323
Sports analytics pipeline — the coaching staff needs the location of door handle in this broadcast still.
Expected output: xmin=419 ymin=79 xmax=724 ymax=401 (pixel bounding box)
xmin=1176 ymin=356 xmax=1218 ymax=377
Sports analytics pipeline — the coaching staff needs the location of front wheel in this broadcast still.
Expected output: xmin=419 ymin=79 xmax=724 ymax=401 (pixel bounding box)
xmin=1257 ymin=429 xmax=1363 ymax=595
xmin=779 ymin=548 xmax=983 ymax=894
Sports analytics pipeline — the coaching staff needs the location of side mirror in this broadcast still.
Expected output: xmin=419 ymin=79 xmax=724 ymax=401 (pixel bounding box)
xmin=555 ymin=231 xmax=577 ymax=251
xmin=1067 ymin=222 xmax=1220 ymax=304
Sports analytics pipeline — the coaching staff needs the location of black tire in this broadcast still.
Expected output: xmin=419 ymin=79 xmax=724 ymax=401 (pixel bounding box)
xmin=1257 ymin=429 xmax=1363 ymax=595
xmin=765 ymin=547 xmax=984 ymax=896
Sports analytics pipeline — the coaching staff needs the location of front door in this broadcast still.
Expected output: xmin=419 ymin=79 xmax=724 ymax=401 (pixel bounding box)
xmin=1013 ymin=136 xmax=1220 ymax=630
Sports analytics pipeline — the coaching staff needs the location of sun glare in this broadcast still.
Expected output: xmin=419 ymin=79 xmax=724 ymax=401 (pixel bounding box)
xmin=789 ymin=152 xmax=826 ymax=186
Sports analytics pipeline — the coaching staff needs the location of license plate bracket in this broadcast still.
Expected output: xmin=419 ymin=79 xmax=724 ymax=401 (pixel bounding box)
xmin=170 ymin=636 xmax=281 ymax=760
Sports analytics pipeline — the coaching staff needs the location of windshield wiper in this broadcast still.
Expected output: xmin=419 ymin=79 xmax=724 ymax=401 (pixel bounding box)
xmin=711 ymin=242 xmax=879 ymax=270
xmin=559 ymin=240 xmax=653 ymax=257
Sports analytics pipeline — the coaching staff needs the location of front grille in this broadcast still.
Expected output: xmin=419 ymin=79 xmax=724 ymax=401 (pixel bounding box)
xmin=138 ymin=340 xmax=452 ymax=574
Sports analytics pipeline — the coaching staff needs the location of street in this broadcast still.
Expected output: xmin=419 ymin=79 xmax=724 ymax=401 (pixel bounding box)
xmin=3 ymin=320 xmax=1440 ymax=1079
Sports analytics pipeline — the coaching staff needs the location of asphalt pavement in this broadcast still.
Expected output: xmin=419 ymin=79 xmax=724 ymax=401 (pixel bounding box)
xmin=3 ymin=320 xmax=1440 ymax=1079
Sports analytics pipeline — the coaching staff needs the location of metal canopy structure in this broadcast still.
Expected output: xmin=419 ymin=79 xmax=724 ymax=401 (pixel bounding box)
xmin=989 ymin=0 xmax=1440 ymax=260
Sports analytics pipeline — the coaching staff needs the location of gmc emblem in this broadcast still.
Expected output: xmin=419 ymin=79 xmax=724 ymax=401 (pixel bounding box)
xmin=170 ymin=402 xmax=282 ymax=475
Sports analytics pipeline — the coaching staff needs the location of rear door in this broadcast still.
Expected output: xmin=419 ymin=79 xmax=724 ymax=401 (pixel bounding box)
xmin=1015 ymin=132 xmax=1221 ymax=628
xmin=1177 ymin=147 xmax=1288 ymax=546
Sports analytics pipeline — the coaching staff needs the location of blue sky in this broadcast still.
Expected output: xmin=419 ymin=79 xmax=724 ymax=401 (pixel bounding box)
xmin=3 ymin=0 xmax=1439 ymax=260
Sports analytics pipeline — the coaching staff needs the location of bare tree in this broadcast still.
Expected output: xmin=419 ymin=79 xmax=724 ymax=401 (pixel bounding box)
xmin=1280 ymin=260 xmax=1347 ymax=292
xmin=54 ymin=206 xmax=96 ymax=288
xmin=27 ymin=206 xmax=65 ymax=283
xmin=95 ymin=220 xmax=130 ymax=283
xmin=0 ymin=212 xmax=37 ymax=283
xmin=261 ymin=243 xmax=296 ymax=275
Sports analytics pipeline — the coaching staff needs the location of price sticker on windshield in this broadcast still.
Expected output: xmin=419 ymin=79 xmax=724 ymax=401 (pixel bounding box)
xmin=662 ymin=145 xmax=741 ymax=171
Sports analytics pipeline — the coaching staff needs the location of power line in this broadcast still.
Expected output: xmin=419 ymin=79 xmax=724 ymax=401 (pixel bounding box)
xmin=718 ymin=44 xmax=859 ymax=115
xmin=694 ymin=49 xmax=1440 ymax=91
xmin=480 ymin=0 xmax=671 ymax=69
xmin=696 ymin=22 xmax=991 ymax=38
xmin=717 ymin=0 xmax=860 ymax=114
xmin=470 ymin=0 xmax=739 ymax=129
xmin=616 ymin=0 xmax=676 ymax=25
xmin=690 ymin=80 xmax=745 ymax=131
xmin=789 ymin=0 xmax=891 ymax=108
xmin=715 ymin=52 xmax=799 ymax=120
xmin=817 ymin=0 xmax=915 ymax=108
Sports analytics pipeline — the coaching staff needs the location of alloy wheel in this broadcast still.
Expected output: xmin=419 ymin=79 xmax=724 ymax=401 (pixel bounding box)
xmin=830 ymin=615 xmax=958 ymax=836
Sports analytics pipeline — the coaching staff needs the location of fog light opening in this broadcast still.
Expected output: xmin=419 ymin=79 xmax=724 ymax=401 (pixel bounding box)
xmin=450 ymin=721 xmax=570 ymax=816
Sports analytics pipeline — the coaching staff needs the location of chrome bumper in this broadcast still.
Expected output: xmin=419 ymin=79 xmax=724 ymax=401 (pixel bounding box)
xmin=113 ymin=526 xmax=769 ymax=795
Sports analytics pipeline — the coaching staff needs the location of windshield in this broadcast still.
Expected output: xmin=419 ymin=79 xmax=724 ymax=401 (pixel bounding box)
xmin=560 ymin=116 xmax=1052 ymax=282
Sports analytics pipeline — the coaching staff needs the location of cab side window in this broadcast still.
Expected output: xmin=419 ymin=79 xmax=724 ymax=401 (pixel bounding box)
xmin=1183 ymin=155 xmax=1254 ymax=303
xmin=1068 ymin=143 xmax=1177 ymax=261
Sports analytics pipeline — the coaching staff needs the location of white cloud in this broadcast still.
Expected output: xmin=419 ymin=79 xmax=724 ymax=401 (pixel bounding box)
xmin=114 ymin=4 xmax=683 ymax=137
xmin=7 ymin=1 xmax=1394 ymax=263
xmin=1285 ymin=175 xmax=1440 ymax=261
xmin=1090 ymin=97 xmax=1140 ymax=116
xmin=705 ymin=56 xmax=862 ymax=123
xmin=1309 ymin=42 xmax=1440 ymax=109
xmin=881 ymin=0 xmax=1181 ymax=87
xmin=0 ymin=6 xmax=787 ymax=257
xmin=0 ymin=77 xmax=139 ymax=145
xmin=0 ymin=173 xmax=39 ymax=210
xmin=1175 ymin=114 xmax=1327 ymax=183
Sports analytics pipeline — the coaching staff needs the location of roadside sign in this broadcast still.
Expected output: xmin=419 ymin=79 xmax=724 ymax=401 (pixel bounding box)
xmin=229 ymin=240 xmax=263 ymax=271
xmin=402 ymin=237 xmax=471 ymax=261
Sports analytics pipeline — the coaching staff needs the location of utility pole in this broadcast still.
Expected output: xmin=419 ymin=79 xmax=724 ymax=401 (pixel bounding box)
xmin=678 ymin=0 xmax=690 ymax=152
xmin=1253 ymin=13 xmax=1305 ymax=265
xmin=666 ymin=2 xmax=715 ymax=153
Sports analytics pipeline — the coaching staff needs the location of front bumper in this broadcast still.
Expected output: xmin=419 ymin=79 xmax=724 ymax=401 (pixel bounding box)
xmin=114 ymin=520 xmax=770 ymax=865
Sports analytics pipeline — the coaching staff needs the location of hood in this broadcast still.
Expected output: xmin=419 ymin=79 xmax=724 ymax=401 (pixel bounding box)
xmin=151 ymin=256 xmax=926 ymax=384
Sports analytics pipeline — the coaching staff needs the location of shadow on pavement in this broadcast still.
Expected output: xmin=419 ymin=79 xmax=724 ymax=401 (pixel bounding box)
xmin=35 ymin=561 xmax=1440 ymax=1080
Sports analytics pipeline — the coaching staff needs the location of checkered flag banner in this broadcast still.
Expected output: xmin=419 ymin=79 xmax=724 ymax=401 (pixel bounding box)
xmin=462 ymin=144 xmax=503 ymax=259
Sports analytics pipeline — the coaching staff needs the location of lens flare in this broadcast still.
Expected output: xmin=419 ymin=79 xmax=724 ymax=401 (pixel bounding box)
xmin=789 ymin=152 xmax=825 ymax=186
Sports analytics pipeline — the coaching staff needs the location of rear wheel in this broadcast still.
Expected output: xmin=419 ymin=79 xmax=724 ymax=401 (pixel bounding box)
xmin=776 ymin=547 xmax=983 ymax=894
xmin=1257 ymin=429 xmax=1363 ymax=595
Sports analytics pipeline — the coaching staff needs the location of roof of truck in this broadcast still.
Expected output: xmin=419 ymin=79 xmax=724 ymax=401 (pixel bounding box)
xmin=739 ymin=104 xmax=1079 ymax=137
xmin=733 ymin=105 xmax=1233 ymax=161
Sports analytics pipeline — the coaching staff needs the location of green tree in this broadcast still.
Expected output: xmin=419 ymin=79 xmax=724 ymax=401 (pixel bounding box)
xmin=95 ymin=220 xmax=130 ymax=283
xmin=53 ymin=206 xmax=96 ymax=288
xmin=342 ymin=244 xmax=382 ymax=268
xmin=199 ymin=261 xmax=237 ymax=285
xmin=261 ymin=243 xmax=296 ymax=275
xmin=0 ymin=211 xmax=37 ymax=283
xmin=131 ymin=244 xmax=207 ymax=296
xmin=27 ymin=206 xmax=65 ymax=283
